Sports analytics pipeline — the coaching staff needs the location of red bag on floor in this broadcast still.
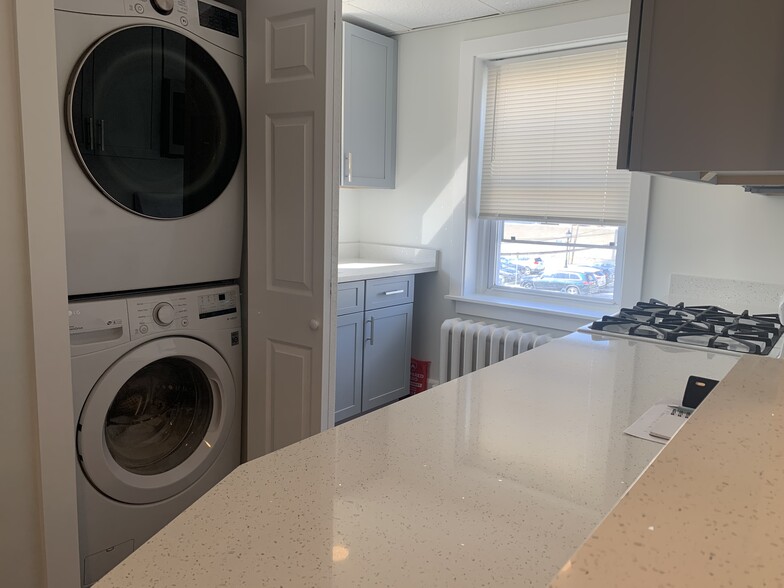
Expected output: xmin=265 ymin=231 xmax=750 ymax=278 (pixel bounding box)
xmin=409 ymin=358 xmax=430 ymax=395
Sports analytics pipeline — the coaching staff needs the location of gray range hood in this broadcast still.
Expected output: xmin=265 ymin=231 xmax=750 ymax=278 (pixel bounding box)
xmin=618 ymin=0 xmax=784 ymax=194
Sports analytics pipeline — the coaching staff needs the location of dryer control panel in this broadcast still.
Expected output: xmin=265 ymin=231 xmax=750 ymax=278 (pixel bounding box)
xmin=118 ymin=0 xmax=244 ymax=56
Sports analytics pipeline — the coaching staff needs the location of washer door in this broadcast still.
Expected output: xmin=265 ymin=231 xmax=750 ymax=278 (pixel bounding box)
xmin=67 ymin=24 xmax=242 ymax=219
xmin=78 ymin=337 xmax=235 ymax=505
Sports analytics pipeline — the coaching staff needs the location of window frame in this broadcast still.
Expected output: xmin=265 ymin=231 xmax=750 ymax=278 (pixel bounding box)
xmin=449 ymin=16 xmax=650 ymax=331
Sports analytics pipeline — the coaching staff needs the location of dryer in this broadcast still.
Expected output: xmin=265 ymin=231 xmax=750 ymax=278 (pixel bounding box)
xmin=70 ymin=284 xmax=242 ymax=586
xmin=55 ymin=0 xmax=245 ymax=296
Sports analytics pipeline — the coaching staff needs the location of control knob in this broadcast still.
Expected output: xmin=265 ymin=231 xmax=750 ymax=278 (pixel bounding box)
xmin=153 ymin=302 xmax=176 ymax=326
xmin=150 ymin=0 xmax=174 ymax=15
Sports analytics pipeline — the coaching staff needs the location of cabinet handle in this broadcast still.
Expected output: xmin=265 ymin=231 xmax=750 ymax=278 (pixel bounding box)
xmin=347 ymin=152 xmax=353 ymax=183
xmin=365 ymin=316 xmax=375 ymax=346
xmin=383 ymin=289 xmax=405 ymax=296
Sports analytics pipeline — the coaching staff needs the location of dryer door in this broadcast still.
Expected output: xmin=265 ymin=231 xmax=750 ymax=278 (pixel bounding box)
xmin=78 ymin=337 xmax=236 ymax=504
xmin=67 ymin=24 xmax=242 ymax=219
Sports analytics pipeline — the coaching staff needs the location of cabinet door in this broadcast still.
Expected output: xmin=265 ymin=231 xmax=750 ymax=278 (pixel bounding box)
xmin=335 ymin=312 xmax=364 ymax=423
xmin=362 ymin=303 xmax=413 ymax=412
xmin=342 ymin=22 xmax=397 ymax=188
xmin=620 ymin=0 xmax=784 ymax=175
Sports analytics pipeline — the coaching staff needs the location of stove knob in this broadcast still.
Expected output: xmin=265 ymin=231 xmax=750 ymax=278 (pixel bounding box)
xmin=150 ymin=0 xmax=174 ymax=15
xmin=153 ymin=302 xmax=175 ymax=326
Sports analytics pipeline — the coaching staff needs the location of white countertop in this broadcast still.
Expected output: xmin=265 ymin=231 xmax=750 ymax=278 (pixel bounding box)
xmin=337 ymin=242 xmax=437 ymax=282
xmin=551 ymin=353 xmax=784 ymax=588
xmin=97 ymin=333 xmax=739 ymax=587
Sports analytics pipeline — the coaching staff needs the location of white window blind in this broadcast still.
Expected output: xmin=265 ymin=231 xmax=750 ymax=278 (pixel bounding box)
xmin=479 ymin=43 xmax=630 ymax=225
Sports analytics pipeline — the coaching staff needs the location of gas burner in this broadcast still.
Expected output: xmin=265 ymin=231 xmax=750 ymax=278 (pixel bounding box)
xmin=590 ymin=299 xmax=784 ymax=355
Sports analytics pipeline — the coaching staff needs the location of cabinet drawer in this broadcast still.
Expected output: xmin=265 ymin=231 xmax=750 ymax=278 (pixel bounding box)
xmin=337 ymin=281 xmax=365 ymax=316
xmin=365 ymin=275 xmax=414 ymax=310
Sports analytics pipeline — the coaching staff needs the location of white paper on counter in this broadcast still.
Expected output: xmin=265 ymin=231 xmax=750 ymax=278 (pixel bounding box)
xmin=624 ymin=402 xmax=691 ymax=445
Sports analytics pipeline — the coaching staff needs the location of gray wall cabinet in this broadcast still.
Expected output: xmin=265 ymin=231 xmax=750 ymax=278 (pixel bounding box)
xmin=342 ymin=22 xmax=397 ymax=189
xmin=619 ymin=0 xmax=784 ymax=187
xmin=335 ymin=276 xmax=414 ymax=423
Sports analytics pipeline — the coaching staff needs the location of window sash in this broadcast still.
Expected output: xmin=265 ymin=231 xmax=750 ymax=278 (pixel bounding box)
xmin=485 ymin=219 xmax=625 ymax=305
xmin=479 ymin=43 xmax=631 ymax=225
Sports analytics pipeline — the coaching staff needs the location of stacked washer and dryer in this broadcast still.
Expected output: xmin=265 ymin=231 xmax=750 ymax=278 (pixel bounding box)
xmin=56 ymin=0 xmax=245 ymax=584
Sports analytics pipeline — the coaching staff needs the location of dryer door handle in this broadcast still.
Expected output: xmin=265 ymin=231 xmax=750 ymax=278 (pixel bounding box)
xmin=87 ymin=117 xmax=95 ymax=151
xmin=96 ymin=119 xmax=105 ymax=152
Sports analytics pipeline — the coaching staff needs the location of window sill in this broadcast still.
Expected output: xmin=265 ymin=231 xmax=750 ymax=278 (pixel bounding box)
xmin=447 ymin=293 xmax=618 ymax=333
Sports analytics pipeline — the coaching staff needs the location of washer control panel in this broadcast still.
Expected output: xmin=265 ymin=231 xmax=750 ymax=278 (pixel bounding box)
xmin=128 ymin=285 xmax=240 ymax=340
xmin=130 ymin=293 xmax=190 ymax=337
xmin=198 ymin=290 xmax=238 ymax=320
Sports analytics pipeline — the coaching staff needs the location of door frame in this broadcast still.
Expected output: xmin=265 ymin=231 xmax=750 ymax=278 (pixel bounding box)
xmin=15 ymin=1 xmax=81 ymax=586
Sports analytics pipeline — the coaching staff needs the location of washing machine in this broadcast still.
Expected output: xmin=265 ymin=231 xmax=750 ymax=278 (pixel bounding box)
xmin=55 ymin=0 xmax=245 ymax=296
xmin=69 ymin=284 xmax=242 ymax=586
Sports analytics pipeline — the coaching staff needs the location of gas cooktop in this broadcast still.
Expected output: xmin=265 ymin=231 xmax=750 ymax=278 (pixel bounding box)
xmin=587 ymin=299 xmax=784 ymax=356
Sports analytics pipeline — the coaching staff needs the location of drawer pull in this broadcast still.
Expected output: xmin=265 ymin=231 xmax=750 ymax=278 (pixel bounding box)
xmin=383 ymin=289 xmax=405 ymax=296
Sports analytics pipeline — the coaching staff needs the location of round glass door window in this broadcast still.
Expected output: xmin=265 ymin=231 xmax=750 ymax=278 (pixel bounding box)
xmin=105 ymin=357 xmax=214 ymax=475
xmin=69 ymin=25 xmax=242 ymax=219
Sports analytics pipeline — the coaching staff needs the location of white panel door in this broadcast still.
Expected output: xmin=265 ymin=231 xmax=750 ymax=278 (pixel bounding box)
xmin=245 ymin=0 xmax=340 ymax=459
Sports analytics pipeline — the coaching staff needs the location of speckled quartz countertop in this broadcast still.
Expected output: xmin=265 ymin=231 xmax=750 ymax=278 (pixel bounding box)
xmin=97 ymin=333 xmax=741 ymax=587
xmin=550 ymin=353 xmax=784 ymax=588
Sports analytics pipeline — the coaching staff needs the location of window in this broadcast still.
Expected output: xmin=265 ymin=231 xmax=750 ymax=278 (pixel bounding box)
xmin=493 ymin=221 xmax=618 ymax=301
xmin=465 ymin=39 xmax=646 ymax=314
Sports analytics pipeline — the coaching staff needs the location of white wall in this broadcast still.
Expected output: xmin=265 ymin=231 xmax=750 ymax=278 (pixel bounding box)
xmin=0 ymin=0 xmax=45 ymax=585
xmin=338 ymin=189 xmax=361 ymax=243
xmin=339 ymin=0 xmax=632 ymax=375
xmin=642 ymin=175 xmax=784 ymax=300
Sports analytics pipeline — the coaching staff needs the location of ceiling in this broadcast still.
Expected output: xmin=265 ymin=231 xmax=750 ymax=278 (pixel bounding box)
xmin=342 ymin=0 xmax=580 ymax=35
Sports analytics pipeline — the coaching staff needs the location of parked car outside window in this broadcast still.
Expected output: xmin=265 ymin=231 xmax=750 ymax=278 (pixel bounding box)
xmin=522 ymin=270 xmax=599 ymax=296
xmin=566 ymin=265 xmax=607 ymax=288
xmin=497 ymin=255 xmax=545 ymax=286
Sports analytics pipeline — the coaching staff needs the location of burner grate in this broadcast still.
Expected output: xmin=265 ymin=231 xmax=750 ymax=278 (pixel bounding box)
xmin=590 ymin=299 xmax=784 ymax=355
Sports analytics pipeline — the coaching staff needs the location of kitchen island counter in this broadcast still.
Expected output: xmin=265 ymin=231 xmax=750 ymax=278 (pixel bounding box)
xmin=551 ymin=353 xmax=784 ymax=588
xmin=97 ymin=333 xmax=739 ymax=587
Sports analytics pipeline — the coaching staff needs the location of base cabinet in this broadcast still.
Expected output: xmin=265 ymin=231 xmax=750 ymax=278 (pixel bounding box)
xmin=362 ymin=304 xmax=413 ymax=412
xmin=335 ymin=276 xmax=414 ymax=423
xmin=335 ymin=312 xmax=364 ymax=422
